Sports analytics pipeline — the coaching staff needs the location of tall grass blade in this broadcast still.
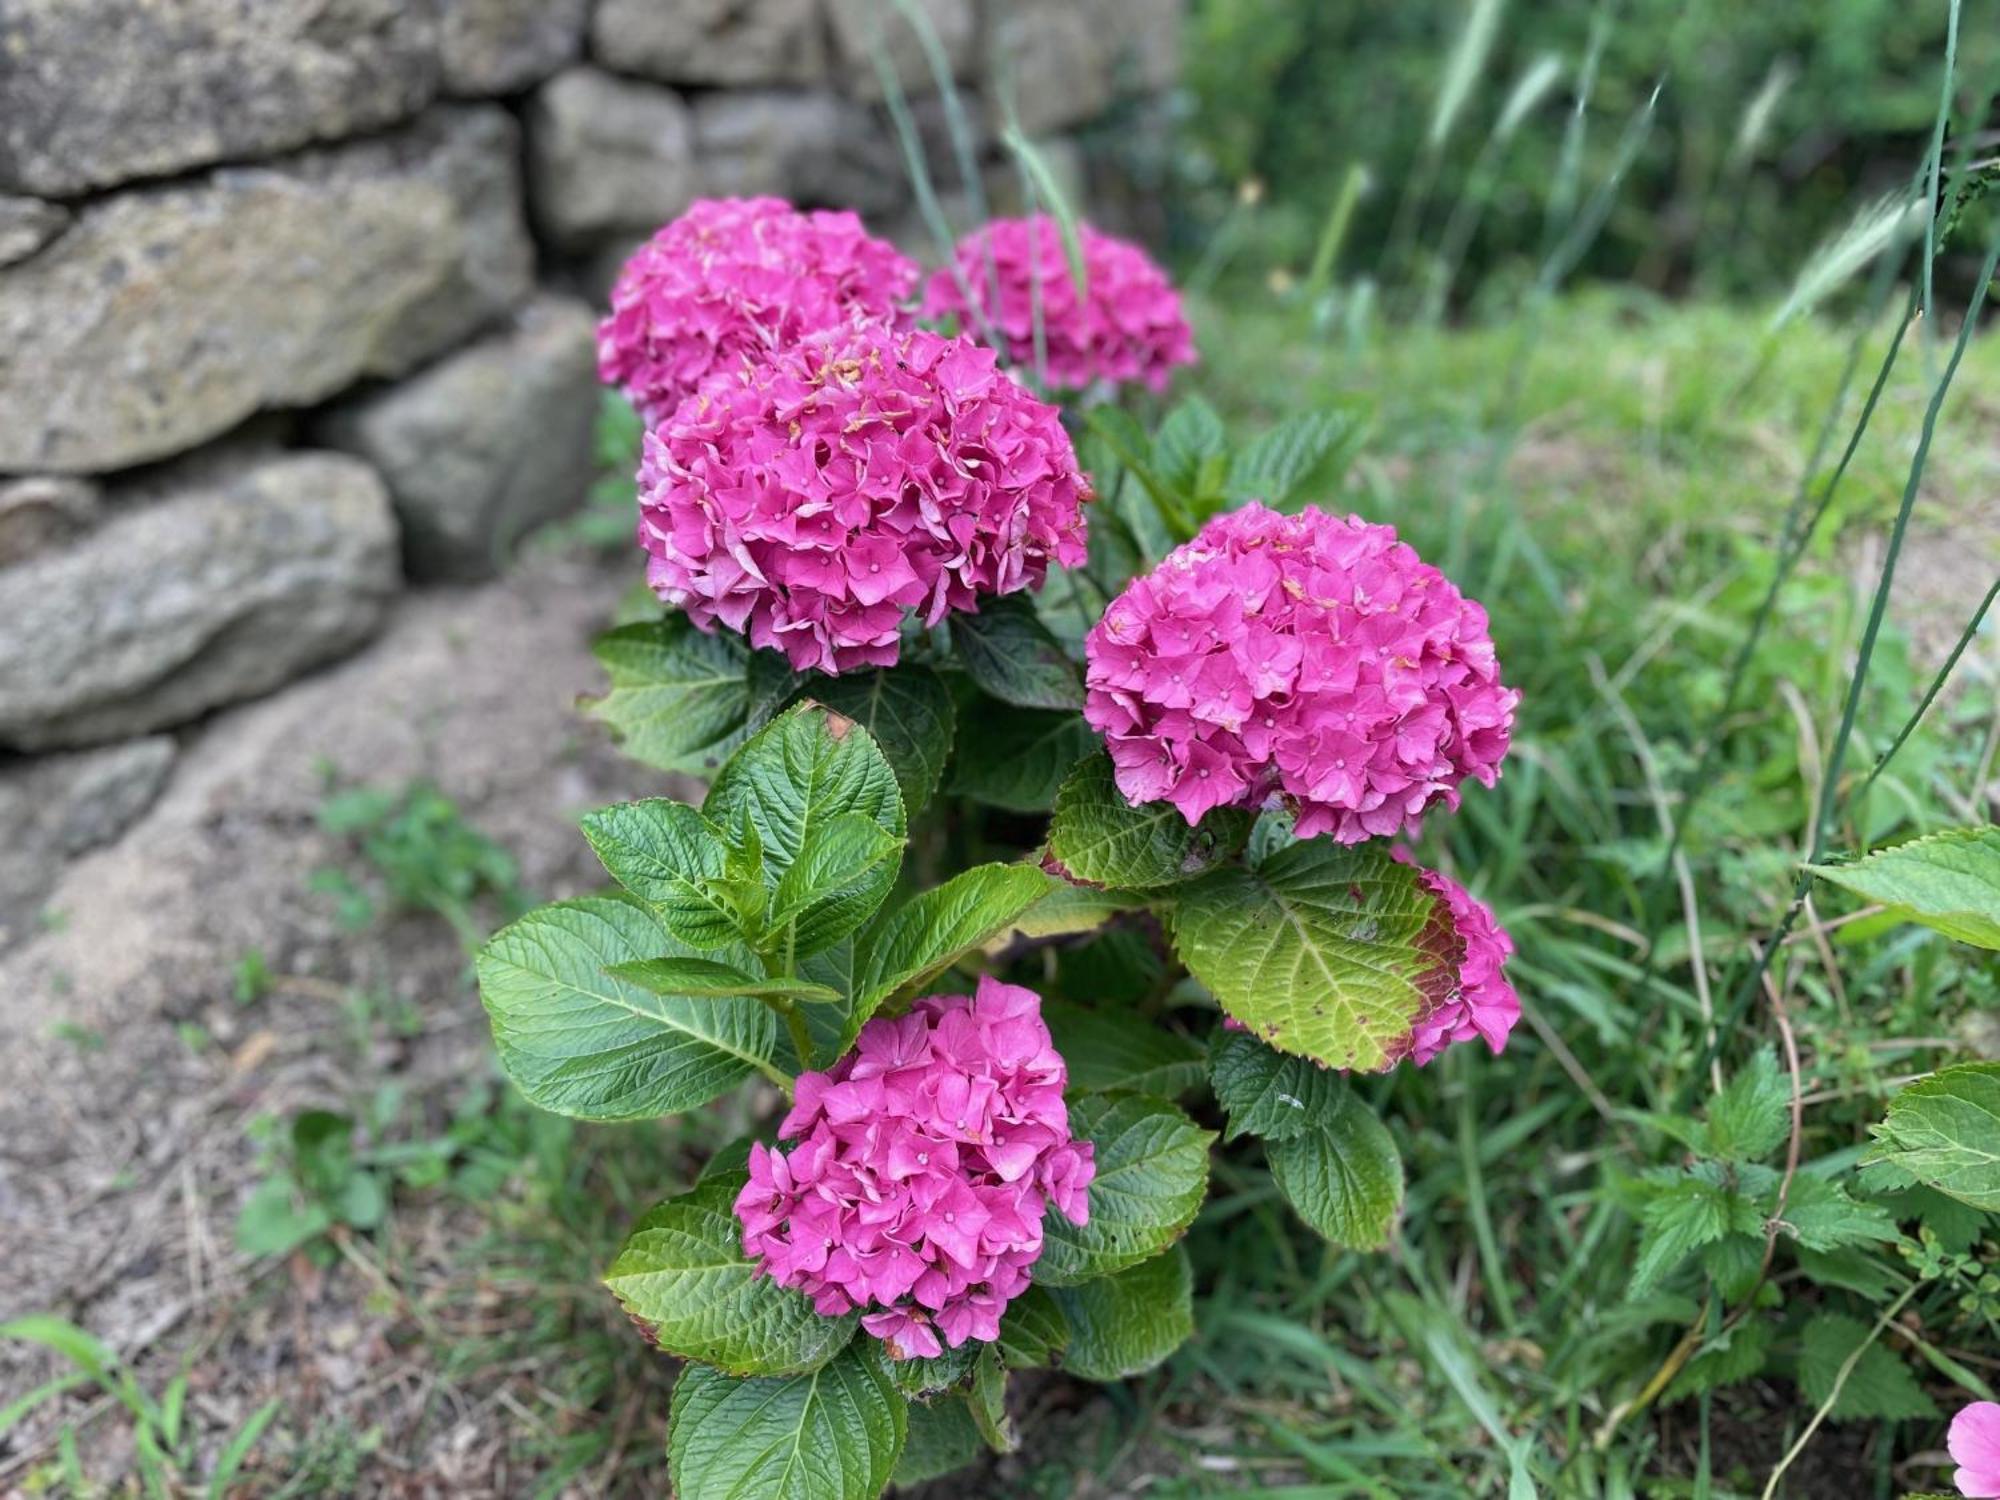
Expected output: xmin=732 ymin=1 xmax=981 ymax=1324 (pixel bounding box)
xmin=1862 ymin=573 xmax=1999 ymax=798
xmin=1768 ymin=192 xmax=1924 ymax=331
xmin=1728 ymin=58 xmax=1797 ymax=171
xmin=1495 ymin=52 xmax=1565 ymax=144
xmin=1001 ymin=124 xmax=1089 ymax=299
xmin=1430 ymin=0 xmax=1507 ymax=150
xmin=1304 ymin=163 xmax=1370 ymax=303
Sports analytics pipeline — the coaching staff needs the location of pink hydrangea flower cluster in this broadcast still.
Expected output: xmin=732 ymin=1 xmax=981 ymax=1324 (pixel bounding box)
xmin=599 ymin=197 xmax=920 ymax=424
xmin=1391 ymin=849 xmax=1521 ymax=1065
xmin=923 ymin=215 xmax=1196 ymax=393
xmin=638 ymin=323 xmax=1091 ymax=674
xmin=734 ymin=977 xmax=1094 ymax=1360
xmin=1083 ymin=503 xmax=1517 ymax=841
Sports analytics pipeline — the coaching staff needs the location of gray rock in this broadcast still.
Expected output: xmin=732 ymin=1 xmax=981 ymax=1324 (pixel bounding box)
xmin=0 ymin=0 xmax=439 ymax=198
xmin=0 ymin=478 xmax=100 ymax=567
xmin=1094 ymin=0 xmax=1183 ymax=95
xmin=825 ymin=0 xmax=975 ymax=100
xmin=438 ymin=0 xmax=589 ymax=95
xmin=0 ymin=453 xmax=401 ymax=750
xmin=592 ymin=0 xmax=825 ymax=86
xmin=527 ymin=68 xmax=698 ymax=248
xmin=0 ymin=196 xmax=69 ymax=267
xmin=0 ymin=106 xmax=533 ymax=475
xmin=694 ymin=91 xmax=905 ymax=217
xmin=0 ymin=738 xmax=175 ymax=938
xmin=316 ymin=296 xmax=600 ymax=582
xmin=983 ymin=2 xmax=1113 ymax=136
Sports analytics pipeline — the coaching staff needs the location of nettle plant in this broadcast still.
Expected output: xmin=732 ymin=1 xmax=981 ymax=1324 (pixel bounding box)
xmin=476 ymin=197 xmax=1524 ymax=1498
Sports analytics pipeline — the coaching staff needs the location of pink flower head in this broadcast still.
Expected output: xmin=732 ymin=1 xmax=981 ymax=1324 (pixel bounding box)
xmin=734 ymin=976 xmax=1095 ymax=1360
xmin=1390 ymin=849 xmax=1521 ymax=1066
xmin=923 ymin=215 xmax=1196 ymax=394
xmin=639 ymin=323 xmax=1091 ymax=674
xmin=1083 ymin=503 xmax=1518 ymax=841
xmin=1953 ymin=1402 xmax=2000 ymax=1498
xmin=599 ymin=197 xmax=920 ymax=424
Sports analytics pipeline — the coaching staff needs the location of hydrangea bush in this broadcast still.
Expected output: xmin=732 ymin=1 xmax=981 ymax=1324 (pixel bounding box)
xmin=478 ymin=197 xmax=1524 ymax=1498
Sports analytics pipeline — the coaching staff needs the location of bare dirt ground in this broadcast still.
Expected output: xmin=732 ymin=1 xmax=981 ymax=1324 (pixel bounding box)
xmin=0 ymin=551 xmax=690 ymax=1495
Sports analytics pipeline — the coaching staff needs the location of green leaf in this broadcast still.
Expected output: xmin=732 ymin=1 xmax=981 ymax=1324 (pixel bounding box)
xmin=891 ymin=1396 xmax=984 ymax=1487
xmin=1168 ymin=840 xmax=1459 ymax=1073
xmin=768 ymin=811 xmax=906 ymax=960
xmin=1777 ymin=1175 xmax=1901 ymax=1253
xmin=1226 ymin=407 xmax=1364 ymax=508
xmin=668 ymin=1345 xmax=907 ymax=1500
xmin=1267 ymin=1090 xmax=1404 ymax=1250
xmin=1151 ymin=396 xmax=1227 ymax=497
xmin=1798 ymin=1313 xmax=1938 ymax=1421
xmin=235 ymin=1177 xmax=333 ymax=1257
xmin=1003 ymin=882 xmax=1145 ymax=942
xmin=1864 ymin=1063 xmax=2000 ymax=1211
xmin=1035 ymin=1093 xmax=1214 ymax=1286
xmin=581 ymin=800 xmax=751 ymax=950
xmin=477 ymin=896 xmax=777 ymax=1121
xmin=1052 ymin=1245 xmax=1194 ymax=1380
xmin=967 ymin=1347 xmax=1014 ymax=1453
xmin=704 ymin=704 xmax=907 ymax=950
xmin=947 ymin=704 xmax=1098 ymax=812
xmin=604 ymin=957 xmax=842 ymax=1005
xmin=995 ymin=1286 xmax=1068 ymax=1370
xmin=1629 ymin=1171 xmax=1763 ymax=1295
xmin=1044 ymin=1001 xmax=1205 ymax=1098
xmin=853 ymin=863 xmax=1056 ymax=1018
xmin=798 ymin=667 xmax=955 ymax=815
xmin=1047 ymin=754 xmax=1253 ymax=890
xmin=1806 ymin=826 xmax=2000 ymax=949
xmin=586 ymin=616 xmax=798 ymax=777
xmin=1664 ymin=1321 xmax=1775 ymax=1403
xmin=885 ymin=1342 xmax=977 ymax=1399
xmin=1208 ymin=1029 xmax=1349 ymax=1143
xmin=1705 ymin=1048 xmax=1791 ymax=1163
xmin=948 ymin=596 xmax=1084 ymax=711
xmin=605 ymin=1190 xmax=855 ymax=1376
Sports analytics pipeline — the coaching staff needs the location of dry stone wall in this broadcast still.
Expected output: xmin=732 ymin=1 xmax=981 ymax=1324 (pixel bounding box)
xmin=0 ymin=0 xmax=1181 ymax=938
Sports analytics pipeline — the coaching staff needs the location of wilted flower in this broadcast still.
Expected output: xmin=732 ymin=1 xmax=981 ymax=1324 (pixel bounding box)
xmin=599 ymin=196 xmax=919 ymax=424
xmin=639 ymin=323 xmax=1091 ymax=674
xmin=1392 ymin=849 xmax=1521 ymax=1065
xmin=923 ymin=215 xmax=1196 ymax=393
xmin=1952 ymin=1402 xmax=2000 ymax=1498
xmin=1083 ymin=503 xmax=1516 ymax=841
xmin=734 ymin=977 xmax=1095 ymax=1360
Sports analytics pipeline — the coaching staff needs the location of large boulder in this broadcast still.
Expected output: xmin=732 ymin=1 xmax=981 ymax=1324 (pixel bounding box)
xmin=0 ymin=737 xmax=175 ymax=943
xmin=982 ymin=1 xmax=1113 ymax=136
xmin=0 ymin=477 xmax=99 ymax=568
xmin=0 ymin=196 xmax=68 ymax=268
xmin=825 ymin=0 xmax=976 ymax=100
xmin=526 ymin=68 xmax=698 ymax=249
xmin=591 ymin=0 xmax=825 ymax=87
xmin=0 ymin=106 xmax=534 ymax=475
xmin=0 ymin=454 xmax=401 ymax=751
xmin=693 ymin=91 xmax=905 ymax=217
xmin=317 ymin=296 xmax=601 ymax=582
xmin=0 ymin=0 xmax=439 ymax=198
xmin=437 ymin=0 xmax=589 ymax=95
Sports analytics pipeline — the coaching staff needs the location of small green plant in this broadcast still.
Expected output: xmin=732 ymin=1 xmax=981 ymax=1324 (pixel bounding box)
xmin=311 ymin=779 xmax=524 ymax=955
xmin=235 ymin=1109 xmax=391 ymax=1261
xmin=0 ymin=1317 xmax=278 ymax=1499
